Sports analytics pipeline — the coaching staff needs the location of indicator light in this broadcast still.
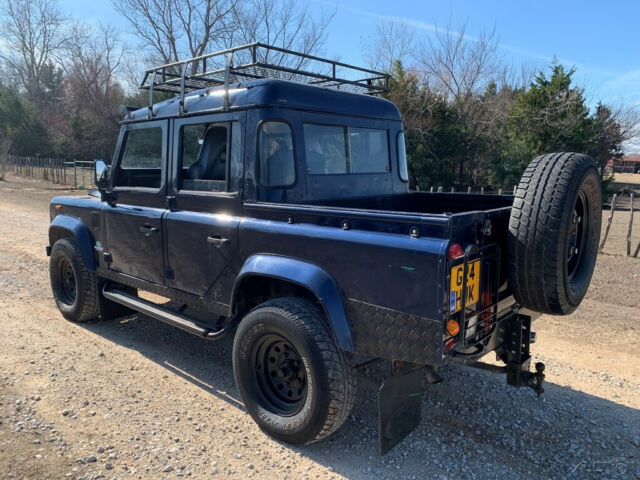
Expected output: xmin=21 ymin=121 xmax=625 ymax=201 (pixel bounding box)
xmin=446 ymin=319 xmax=460 ymax=336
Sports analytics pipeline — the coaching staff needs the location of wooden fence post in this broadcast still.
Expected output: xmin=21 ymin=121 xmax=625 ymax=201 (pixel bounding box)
xmin=627 ymin=193 xmax=635 ymax=256
xmin=599 ymin=194 xmax=617 ymax=253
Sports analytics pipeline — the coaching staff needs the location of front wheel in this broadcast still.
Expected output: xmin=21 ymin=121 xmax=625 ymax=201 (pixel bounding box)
xmin=49 ymin=237 xmax=101 ymax=322
xmin=232 ymin=297 xmax=356 ymax=445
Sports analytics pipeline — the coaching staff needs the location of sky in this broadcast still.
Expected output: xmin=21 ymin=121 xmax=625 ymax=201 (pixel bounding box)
xmin=61 ymin=0 xmax=640 ymax=109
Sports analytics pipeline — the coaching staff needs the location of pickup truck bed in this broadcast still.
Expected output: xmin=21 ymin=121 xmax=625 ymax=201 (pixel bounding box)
xmin=315 ymin=191 xmax=514 ymax=215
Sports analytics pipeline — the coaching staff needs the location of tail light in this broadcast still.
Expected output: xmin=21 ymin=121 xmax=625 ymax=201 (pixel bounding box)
xmin=448 ymin=243 xmax=464 ymax=259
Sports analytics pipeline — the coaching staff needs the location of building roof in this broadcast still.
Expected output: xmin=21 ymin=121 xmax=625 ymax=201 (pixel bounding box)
xmin=607 ymin=155 xmax=640 ymax=167
xmin=126 ymin=79 xmax=402 ymax=123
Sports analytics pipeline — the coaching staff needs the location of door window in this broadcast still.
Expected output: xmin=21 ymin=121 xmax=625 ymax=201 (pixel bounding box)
xmin=114 ymin=127 xmax=163 ymax=188
xmin=178 ymin=122 xmax=242 ymax=192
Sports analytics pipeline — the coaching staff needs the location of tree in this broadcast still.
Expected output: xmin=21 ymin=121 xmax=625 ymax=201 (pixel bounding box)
xmin=362 ymin=18 xmax=416 ymax=73
xmin=113 ymin=0 xmax=237 ymax=74
xmin=230 ymin=0 xmax=334 ymax=68
xmin=0 ymin=86 xmax=51 ymax=159
xmin=0 ymin=0 xmax=70 ymax=108
xmin=509 ymin=64 xmax=590 ymax=155
xmin=63 ymin=25 xmax=127 ymax=160
xmin=113 ymin=0 xmax=334 ymax=77
xmin=492 ymin=64 xmax=592 ymax=188
xmin=587 ymin=103 xmax=640 ymax=180
xmin=385 ymin=61 xmax=463 ymax=190
xmin=416 ymin=23 xmax=504 ymax=185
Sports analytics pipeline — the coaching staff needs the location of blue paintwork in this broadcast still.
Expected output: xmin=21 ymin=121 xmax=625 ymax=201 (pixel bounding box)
xmin=47 ymin=79 xmax=516 ymax=365
xmin=233 ymin=254 xmax=354 ymax=351
xmin=49 ymin=214 xmax=97 ymax=270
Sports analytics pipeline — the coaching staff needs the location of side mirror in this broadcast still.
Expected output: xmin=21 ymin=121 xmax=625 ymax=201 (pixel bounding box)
xmin=95 ymin=160 xmax=109 ymax=190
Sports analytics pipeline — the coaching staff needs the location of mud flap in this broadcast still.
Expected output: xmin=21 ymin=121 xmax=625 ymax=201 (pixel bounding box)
xmin=378 ymin=364 xmax=423 ymax=454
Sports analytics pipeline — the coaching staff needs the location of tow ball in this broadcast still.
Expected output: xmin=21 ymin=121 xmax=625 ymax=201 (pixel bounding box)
xmin=525 ymin=362 xmax=546 ymax=395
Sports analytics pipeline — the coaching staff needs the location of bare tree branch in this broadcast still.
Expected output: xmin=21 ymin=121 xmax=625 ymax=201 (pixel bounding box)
xmin=0 ymin=0 xmax=71 ymax=107
xmin=362 ymin=18 xmax=416 ymax=73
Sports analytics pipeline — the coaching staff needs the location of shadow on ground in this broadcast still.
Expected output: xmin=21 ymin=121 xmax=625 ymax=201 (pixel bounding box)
xmin=80 ymin=313 xmax=640 ymax=480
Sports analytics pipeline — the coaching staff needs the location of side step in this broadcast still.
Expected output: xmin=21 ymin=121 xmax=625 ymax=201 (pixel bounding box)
xmin=102 ymin=286 xmax=235 ymax=340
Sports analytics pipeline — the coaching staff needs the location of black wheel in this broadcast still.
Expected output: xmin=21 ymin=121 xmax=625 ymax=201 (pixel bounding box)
xmin=232 ymin=297 xmax=356 ymax=445
xmin=508 ymin=152 xmax=602 ymax=315
xmin=50 ymin=237 xmax=101 ymax=322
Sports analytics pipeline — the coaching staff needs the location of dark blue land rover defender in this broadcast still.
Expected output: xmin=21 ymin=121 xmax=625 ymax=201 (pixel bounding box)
xmin=46 ymin=44 xmax=602 ymax=453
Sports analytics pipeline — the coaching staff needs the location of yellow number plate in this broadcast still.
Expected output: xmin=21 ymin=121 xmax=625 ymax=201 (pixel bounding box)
xmin=449 ymin=259 xmax=480 ymax=313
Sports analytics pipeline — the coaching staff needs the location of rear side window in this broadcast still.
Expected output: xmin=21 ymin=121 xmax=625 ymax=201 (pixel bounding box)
xmin=115 ymin=127 xmax=163 ymax=188
xmin=304 ymin=124 xmax=348 ymax=174
xmin=349 ymin=127 xmax=389 ymax=173
xmin=179 ymin=123 xmax=229 ymax=192
xmin=304 ymin=123 xmax=389 ymax=174
xmin=258 ymin=121 xmax=296 ymax=187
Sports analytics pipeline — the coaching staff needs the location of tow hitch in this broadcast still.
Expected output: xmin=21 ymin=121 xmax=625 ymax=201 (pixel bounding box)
xmin=471 ymin=313 xmax=546 ymax=395
xmin=373 ymin=314 xmax=545 ymax=455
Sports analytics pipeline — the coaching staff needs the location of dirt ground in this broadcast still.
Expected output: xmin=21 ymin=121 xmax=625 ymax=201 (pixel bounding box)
xmin=0 ymin=174 xmax=639 ymax=480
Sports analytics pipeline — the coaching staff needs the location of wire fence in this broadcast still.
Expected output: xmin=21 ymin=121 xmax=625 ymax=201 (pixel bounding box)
xmin=0 ymin=155 xmax=95 ymax=189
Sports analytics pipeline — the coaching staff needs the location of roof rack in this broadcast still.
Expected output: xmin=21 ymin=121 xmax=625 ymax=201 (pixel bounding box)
xmin=139 ymin=43 xmax=390 ymax=118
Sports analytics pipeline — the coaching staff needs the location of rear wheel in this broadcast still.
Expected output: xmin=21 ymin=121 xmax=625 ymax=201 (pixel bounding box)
xmin=508 ymin=152 xmax=602 ymax=314
xmin=232 ymin=297 xmax=356 ymax=445
xmin=50 ymin=238 xmax=101 ymax=322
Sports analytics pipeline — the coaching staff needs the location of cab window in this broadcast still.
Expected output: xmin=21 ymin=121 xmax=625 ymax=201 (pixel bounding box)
xmin=179 ymin=122 xmax=228 ymax=192
xmin=114 ymin=127 xmax=162 ymax=188
xmin=304 ymin=124 xmax=389 ymax=174
xmin=257 ymin=121 xmax=296 ymax=187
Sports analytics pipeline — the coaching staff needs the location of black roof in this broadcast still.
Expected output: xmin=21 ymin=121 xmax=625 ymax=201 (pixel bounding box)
xmin=126 ymin=78 xmax=402 ymax=122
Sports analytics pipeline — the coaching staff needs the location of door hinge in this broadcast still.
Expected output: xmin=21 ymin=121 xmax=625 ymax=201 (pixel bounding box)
xmin=163 ymin=266 xmax=174 ymax=280
xmin=166 ymin=196 xmax=177 ymax=211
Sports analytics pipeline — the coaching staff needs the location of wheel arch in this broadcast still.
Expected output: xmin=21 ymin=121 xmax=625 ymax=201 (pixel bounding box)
xmin=49 ymin=215 xmax=96 ymax=271
xmin=231 ymin=255 xmax=354 ymax=352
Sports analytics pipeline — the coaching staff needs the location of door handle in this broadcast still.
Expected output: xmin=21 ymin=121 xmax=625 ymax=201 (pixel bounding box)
xmin=139 ymin=224 xmax=160 ymax=237
xmin=207 ymin=235 xmax=230 ymax=247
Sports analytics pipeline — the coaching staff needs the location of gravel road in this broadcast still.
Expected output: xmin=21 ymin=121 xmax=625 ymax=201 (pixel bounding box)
xmin=0 ymin=175 xmax=639 ymax=480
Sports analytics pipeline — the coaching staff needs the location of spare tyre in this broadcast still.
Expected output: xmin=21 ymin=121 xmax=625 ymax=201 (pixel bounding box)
xmin=508 ymin=152 xmax=601 ymax=315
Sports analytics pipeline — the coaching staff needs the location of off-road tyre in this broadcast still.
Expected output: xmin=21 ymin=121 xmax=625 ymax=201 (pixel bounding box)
xmin=232 ymin=297 xmax=356 ymax=445
xmin=50 ymin=237 xmax=101 ymax=322
xmin=508 ymin=152 xmax=602 ymax=315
